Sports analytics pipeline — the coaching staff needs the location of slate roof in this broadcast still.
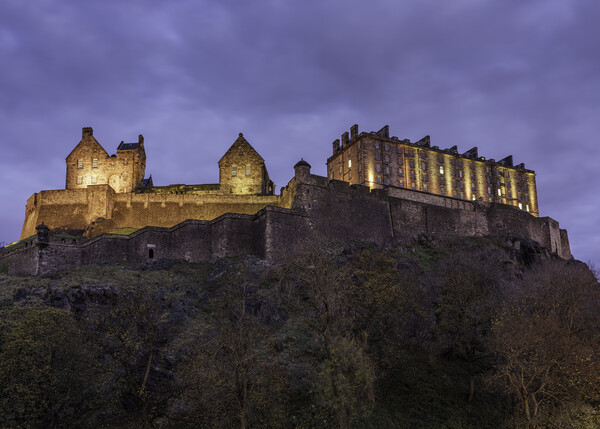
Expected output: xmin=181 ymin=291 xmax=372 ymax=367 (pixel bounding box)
xmin=117 ymin=142 xmax=141 ymax=151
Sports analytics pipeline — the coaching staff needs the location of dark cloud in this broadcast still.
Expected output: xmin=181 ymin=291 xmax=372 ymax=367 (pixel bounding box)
xmin=1 ymin=0 xmax=598 ymax=265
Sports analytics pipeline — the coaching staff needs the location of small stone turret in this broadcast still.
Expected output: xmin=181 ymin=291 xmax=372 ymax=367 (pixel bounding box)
xmin=294 ymin=158 xmax=311 ymax=181
xmin=35 ymin=223 xmax=49 ymax=248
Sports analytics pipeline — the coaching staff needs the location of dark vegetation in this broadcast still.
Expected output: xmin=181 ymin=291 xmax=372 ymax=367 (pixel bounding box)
xmin=0 ymin=236 xmax=598 ymax=428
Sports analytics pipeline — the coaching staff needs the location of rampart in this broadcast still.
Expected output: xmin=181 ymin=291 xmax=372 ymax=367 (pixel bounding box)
xmin=1 ymin=165 xmax=571 ymax=276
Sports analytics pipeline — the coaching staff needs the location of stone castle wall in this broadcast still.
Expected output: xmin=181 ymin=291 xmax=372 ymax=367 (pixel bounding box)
xmin=3 ymin=168 xmax=571 ymax=276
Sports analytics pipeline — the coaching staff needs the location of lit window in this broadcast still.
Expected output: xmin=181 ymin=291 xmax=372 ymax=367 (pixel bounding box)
xmin=518 ymin=202 xmax=523 ymax=209
xmin=92 ymin=175 xmax=97 ymax=184
xmin=348 ymin=159 xmax=351 ymax=168
xmin=439 ymin=165 xmax=444 ymax=174
xmin=232 ymin=166 xmax=237 ymax=176
xmin=526 ymin=204 xmax=530 ymax=212
xmin=78 ymin=159 xmax=83 ymax=169
xmin=92 ymin=158 xmax=98 ymax=169
xmin=497 ymin=189 xmax=502 ymax=196
xmin=77 ymin=176 xmax=82 ymax=185
xmin=246 ymin=165 xmax=251 ymax=176
xmin=398 ymin=168 xmax=403 ymax=177
xmin=472 ymin=194 xmax=476 ymax=201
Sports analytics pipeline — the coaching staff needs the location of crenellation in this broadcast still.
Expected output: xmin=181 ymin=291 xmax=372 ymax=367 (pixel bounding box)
xmin=0 ymin=124 xmax=572 ymax=276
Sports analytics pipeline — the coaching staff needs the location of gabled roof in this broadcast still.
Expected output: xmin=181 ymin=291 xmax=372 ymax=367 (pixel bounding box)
xmin=218 ymin=133 xmax=264 ymax=165
xmin=66 ymin=135 xmax=109 ymax=160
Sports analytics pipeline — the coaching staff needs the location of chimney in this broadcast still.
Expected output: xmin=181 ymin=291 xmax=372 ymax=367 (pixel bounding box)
xmin=332 ymin=139 xmax=340 ymax=154
xmin=341 ymin=131 xmax=349 ymax=147
xmin=376 ymin=125 xmax=389 ymax=138
xmin=138 ymin=134 xmax=144 ymax=145
xmin=350 ymin=124 xmax=358 ymax=140
xmin=82 ymin=127 xmax=93 ymax=138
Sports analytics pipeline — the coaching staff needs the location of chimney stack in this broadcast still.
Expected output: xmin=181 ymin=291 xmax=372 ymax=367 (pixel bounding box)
xmin=138 ymin=134 xmax=144 ymax=145
xmin=341 ymin=131 xmax=349 ymax=147
xmin=350 ymin=124 xmax=358 ymax=140
xmin=82 ymin=127 xmax=93 ymax=138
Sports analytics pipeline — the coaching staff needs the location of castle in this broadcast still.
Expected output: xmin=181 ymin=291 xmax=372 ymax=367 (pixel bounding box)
xmin=1 ymin=125 xmax=570 ymax=275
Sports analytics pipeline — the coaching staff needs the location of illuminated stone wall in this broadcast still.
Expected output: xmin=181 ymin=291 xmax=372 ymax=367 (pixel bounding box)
xmin=65 ymin=127 xmax=146 ymax=193
xmin=327 ymin=125 xmax=539 ymax=217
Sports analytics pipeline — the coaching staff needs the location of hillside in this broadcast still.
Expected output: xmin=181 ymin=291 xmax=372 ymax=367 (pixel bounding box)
xmin=0 ymin=236 xmax=598 ymax=428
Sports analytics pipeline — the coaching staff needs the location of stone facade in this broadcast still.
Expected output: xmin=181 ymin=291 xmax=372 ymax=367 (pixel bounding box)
xmin=327 ymin=125 xmax=539 ymax=217
xmin=2 ymin=125 xmax=572 ymax=275
xmin=20 ymin=128 xmax=276 ymax=239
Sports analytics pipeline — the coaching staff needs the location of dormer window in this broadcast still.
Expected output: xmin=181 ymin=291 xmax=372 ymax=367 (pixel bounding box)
xmin=77 ymin=159 xmax=83 ymax=169
xmin=232 ymin=166 xmax=237 ymax=177
xmin=92 ymin=158 xmax=98 ymax=169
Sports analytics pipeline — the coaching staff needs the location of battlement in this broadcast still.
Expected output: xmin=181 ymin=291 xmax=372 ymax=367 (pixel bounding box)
xmin=1 ymin=125 xmax=570 ymax=275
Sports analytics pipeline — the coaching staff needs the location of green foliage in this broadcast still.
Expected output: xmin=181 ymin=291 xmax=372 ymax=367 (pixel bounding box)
xmin=0 ymin=239 xmax=598 ymax=428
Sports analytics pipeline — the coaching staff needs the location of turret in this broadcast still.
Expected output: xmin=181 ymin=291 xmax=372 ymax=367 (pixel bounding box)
xmin=294 ymin=158 xmax=311 ymax=182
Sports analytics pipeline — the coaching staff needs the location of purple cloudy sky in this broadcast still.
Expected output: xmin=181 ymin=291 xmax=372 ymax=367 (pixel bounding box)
xmin=1 ymin=0 xmax=598 ymax=266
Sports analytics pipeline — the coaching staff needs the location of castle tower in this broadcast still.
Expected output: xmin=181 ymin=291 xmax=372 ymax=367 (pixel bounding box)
xmin=65 ymin=127 xmax=146 ymax=193
xmin=218 ymin=133 xmax=274 ymax=195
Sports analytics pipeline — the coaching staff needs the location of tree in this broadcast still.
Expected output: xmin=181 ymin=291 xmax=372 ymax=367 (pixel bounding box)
xmin=289 ymin=244 xmax=375 ymax=429
xmin=489 ymin=261 xmax=600 ymax=428
xmin=0 ymin=306 xmax=92 ymax=428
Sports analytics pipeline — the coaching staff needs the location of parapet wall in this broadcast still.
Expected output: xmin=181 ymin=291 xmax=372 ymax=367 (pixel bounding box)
xmin=20 ymin=186 xmax=279 ymax=239
xmin=4 ymin=171 xmax=571 ymax=275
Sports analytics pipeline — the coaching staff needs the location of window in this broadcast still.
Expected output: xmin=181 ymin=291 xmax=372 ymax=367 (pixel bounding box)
xmin=376 ymin=176 xmax=382 ymax=184
xmin=385 ymin=177 xmax=390 ymax=185
xmin=450 ymin=159 xmax=455 ymax=166
xmin=486 ymin=166 xmax=491 ymax=174
xmin=77 ymin=159 xmax=83 ymax=169
xmin=375 ymin=141 xmax=380 ymax=149
xmin=398 ymin=168 xmax=403 ymax=177
xmin=451 ymin=169 xmax=456 ymax=177
xmin=411 ymin=183 xmax=416 ymax=190
xmin=92 ymin=158 xmax=98 ymax=169
xmin=506 ymin=172 xmax=510 ymax=178
xmin=358 ymin=164 xmax=362 ymax=172
xmin=399 ymin=180 xmax=404 ymax=187
xmin=439 ymin=165 xmax=444 ymax=174
xmin=421 ymin=152 xmax=426 ymax=159
xmin=470 ymin=163 xmax=474 ymax=170
xmin=526 ymin=204 xmax=530 ymax=212
xmin=410 ymin=171 xmax=416 ymax=179
xmin=459 ymin=170 xmax=463 ymax=178
xmin=409 ymin=149 xmax=414 ymax=157
xmin=358 ymin=152 xmax=362 ymax=160
xmin=149 ymin=249 xmax=154 ymax=259
xmin=91 ymin=175 xmax=97 ymax=184
xmin=410 ymin=160 xmax=415 ymax=168
xmin=421 ymin=162 xmax=427 ymax=170
xmin=487 ymin=186 xmax=492 ymax=194
xmin=384 ymin=155 xmax=390 ymax=163
xmin=358 ymin=142 xmax=361 ymax=149
xmin=497 ymin=189 xmax=502 ymax=196
xmin=524 ymin=184 xmax=529 ymax=191
xmin=349 ymin=171 xmax=352 ymax=180
xmin=460 ymin=192 xmax=465 ymax=199
xmin=452 ymin=180 xmax=457 ymax=188
xmin=384 ymin=143 xmax=389 ymax=151
xmin=518 ymin=202 xmax=523 ymax=209
xmin=348 ymin=160 xmax=351 ymax=168
xmin=232 ymin=166 xmax=237 ymax=176
xmin=77 ymin=176 xmax=82 ymax=185
xmin=376 ymin=164 xmax=381 ymax=173
xmin=339 ymin=165 xmax=342 ymax=174
xmin=472 ymin=194 xmax=477 ymax=201
xmin=440 ymin=188 xmax=446 ymax=196
xmin=453 ymin=191 xmax=458 ymax=198
xmin=471 ymin=183 xmax=476 ymax=191
xmin=397 ymin=146 xmax=402 ymax=154
xmin=470 ymin=172 xmax=475 ymax=180
xmin=246 ymin=165 xmax=251 ymax=176
xmin=423 ymin=184 xmax=428 ymax=192
xmin=397 ymin=156 xmax=403 ymax=164
xmin=422 ymin=174 xmax=428 ymax=182
xmin=508 ymin=190 xmax=512 ymax=198
xmin=438 ymin=155 xmax=443 ymax=163
xmin=440 ymin=178 xmax=445 ymax=186
xmin=375 ymin=153 xmax=381 ymax=161
xmin=458 ymin=160 xmax=463 ymax=167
